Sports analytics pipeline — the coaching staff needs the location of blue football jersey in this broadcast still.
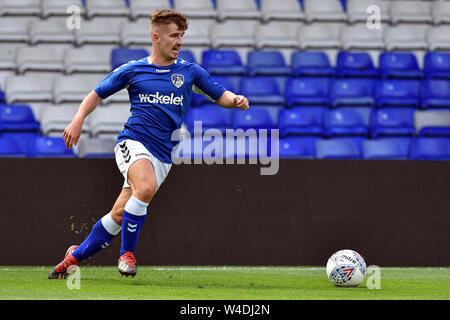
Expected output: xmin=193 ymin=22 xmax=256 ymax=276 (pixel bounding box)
xmin=94 ymin=57 xmax=227 ymax=163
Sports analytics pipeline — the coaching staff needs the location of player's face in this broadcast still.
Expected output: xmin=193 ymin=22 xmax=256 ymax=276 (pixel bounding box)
xmin=156 ymin=23 xmax=184 ymax=61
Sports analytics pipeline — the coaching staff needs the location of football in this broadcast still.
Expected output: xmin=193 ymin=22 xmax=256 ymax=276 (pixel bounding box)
xmin=326 ymin=249 xmax=367 ymax=287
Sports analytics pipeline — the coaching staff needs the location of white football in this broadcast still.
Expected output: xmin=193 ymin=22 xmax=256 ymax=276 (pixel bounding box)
xmin=326 ymin=249 xmax=367 ymax=287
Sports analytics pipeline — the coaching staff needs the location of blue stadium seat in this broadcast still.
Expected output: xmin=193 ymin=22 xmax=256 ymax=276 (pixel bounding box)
xmin=184 ymin=104 xmax=232 ymax=135
xmin=28 ymin=136 xmax=75 ymax=158
xmin=0 ymin=90 xmax=4 ymax=103
xmin=285 ymin=77 xmax=331 ymax=107
xmin=291 ymin=51 xmax=336 ymax=77
xmin=0 ymin=136 xmax=26 ymax=157
xmin=420 ymin=79 xmax=450 ymax=109
xmin=110 ymin=48 xmax=149 ymax=70
xmin=323 ymin=107 xmax=371 ymax=137
xmin=202 ymin=50 xmax=247 ymax=75
xmin=178 ymin=49 xmax=196 ymax=63
xmin=279 ymin=136 xmax=319 ymax=159
xmin=0 ymin=104 xmax=40 ymax=132
xmin=336 ymin=51 xmax=379 ymax=78
xmin=362 ymin=137 xmax=411 ymax=160
xmin=370 ymin=107 xmax=416 ymax=138
xmin=278 ymin=106 xmax=325 ymax=137
xmin=240 ymin=77 xmax=284 ymax=105
xmin=330 ymin=79 xmax=375 ymax=107
xmin=379 ymin=52 xmax=424 ymax=79
xmin=192 ymin=76 xmax=237 ymax=107
xmin=247 ymin=50 xmax=292 ymax=76
xmin=315 ymin=138 xmax=362 ymax=159
xmin=375 ymin=80 xmax=421 ymax=108
xmin=424 ymin=52 xmax=450 ymax=80
xmin=232 ymin=108 xmax=277 ymax=131
xmin=410 ymin=137 xmax=450 ymax=160
xmin=1 ymin=131 xmax=39 ymax=154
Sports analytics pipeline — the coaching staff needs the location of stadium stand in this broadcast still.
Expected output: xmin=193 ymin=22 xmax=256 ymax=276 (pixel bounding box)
xmin=0 ymin=0 xmax=449 ymax=160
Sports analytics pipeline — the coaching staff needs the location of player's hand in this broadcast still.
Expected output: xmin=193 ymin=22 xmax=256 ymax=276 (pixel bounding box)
xmin=63 ymin=119 xmax=83 ymax=150
xmin=233 ymin=95 xmax=249 ymax=111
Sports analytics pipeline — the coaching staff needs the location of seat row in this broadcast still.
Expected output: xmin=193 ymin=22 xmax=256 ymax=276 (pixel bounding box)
xmin=2 ymin=0 xmax=450 ymax=25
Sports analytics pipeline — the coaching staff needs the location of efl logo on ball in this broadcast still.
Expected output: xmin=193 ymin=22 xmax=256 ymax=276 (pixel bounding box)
xmin=326 ymin=249 xmax=367 ymax=287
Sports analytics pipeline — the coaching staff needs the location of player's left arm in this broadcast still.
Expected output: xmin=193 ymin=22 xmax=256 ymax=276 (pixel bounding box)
xmin=215 ymin=90 xmax=249 ymax=111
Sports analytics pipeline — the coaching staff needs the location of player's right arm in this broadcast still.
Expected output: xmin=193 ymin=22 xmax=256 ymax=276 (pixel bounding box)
xmin=63 ymin=90 xmax=102 ymax=150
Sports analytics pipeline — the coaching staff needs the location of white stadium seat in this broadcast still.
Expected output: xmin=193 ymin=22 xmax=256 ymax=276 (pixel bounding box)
xmin=427 ymin=25 xmax=450 ymax=51
xmin=340 ymin=23 xmax=385 ymax=51
xmin=75 ymin=18 xmax=125 ymax=45
xmin=40 ymin=104 xmax=83 ymax=137
xmin=85 ymin=0 xmax=129 ymax=18
xmin=414 ymin=110 xmax=450 ymax=135
xmin=29 ymin=18 xmax=75 ymax=45
xmin=89 ymin=105 xmax=131 ymax=139
xmin=216 ymin=0 xmax=261 ymax=21
xmin=77 ymin=137 xmax=117 ymax=158
xmin=298 ymin=23 xmax=342 ymax=49
xmin=431 ymin=0 xmax=450 ymax=25
xmin=346 ymin=0 xmax=390 ymax=24
xmin=390 ymin=0 xmax=432 ymax=25
xmin=384 ymin=25 xmax=428 ymax=51
xmin=5 ymin=74 xmax=55 ymax=103
xmin=180 ymin=19 xmax=213 ymax=47
xmin=64 ymin=46 xmax=113 ymax=74
xmin=0 ymin=46 xmax=17 ymax=71
xmin=16 ymin=46 xmax=65 ymax=74
xmin=303 ymin=0 xmax=347 ymax=23
xmin=174 ymin=0 xmax=217 ymax=19
xmin=210 ymin=20 xmax=257 ymax=48
xmin=260 ymin=0 xmax=305 ymax=22
xmin=40 ymin=0 xmax=84 ymax=18
xmin=255 ymin=22 xmax=300 ymax=49
xmin=129 ymin=0 xmax=171 ymax=20
xmin=121 ymin=19 xmax=152 ymax=46
xmin=0 ymin=0 xmax=40 ymax=16
xmin=53 ymin=74 xmax=106 ymax=104
xmin=0 ymin=17 xmax=34 ymax=42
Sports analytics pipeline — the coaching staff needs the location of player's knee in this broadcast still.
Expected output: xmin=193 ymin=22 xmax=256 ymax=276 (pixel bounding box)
xmin=133 ymin=184 xmax=155 ymax=203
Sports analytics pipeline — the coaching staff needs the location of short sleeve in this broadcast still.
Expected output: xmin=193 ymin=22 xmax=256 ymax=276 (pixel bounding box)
xmin=192 ymin=64 xmax=227 ymax=101
xmin=94 ymin=62 xmax=135 ymax=99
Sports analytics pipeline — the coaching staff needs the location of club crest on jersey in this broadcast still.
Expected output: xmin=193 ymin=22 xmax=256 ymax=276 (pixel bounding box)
xmin=171 ymin=73 xmax=184 ymax=88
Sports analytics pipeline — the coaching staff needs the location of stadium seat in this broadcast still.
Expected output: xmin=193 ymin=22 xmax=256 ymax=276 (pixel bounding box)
xmin=260 ymin=0 xmax=305 ymax=22
xmin=279 ymin=136 xmax=319 ymax=159
xmin=16 ymin=46 xmax=65 ymax=74
xmin=231 ymin=108 xmax=277 ymax=131
xmin=29 ymin=18 xmax=75 ymax=45
xmin=39 ymin=104 xmax=85 ymax=137
xmin=1 ymin=131 xmax=39 ymax=154
xmin=340 ymin=24 xmax=385 ymax=51
xmin=424 ymin=52 xmax=450 ymax=80
xmin=240 ymin=77 xmax=284 ymax=105
xmin=303 ymin=0 xmax=347 ymax=23
xmin=410 ymin=137 xmax=450 ymax=160
xmin=370 ymin=108 xmax=416 ymax=138
xmin=336 ymin=51 xmax=379 ymax=78
xmin=414 ymin=110 xmax=450 ymax=137
xmin=315 ymin=138 xmax=362 ymax=159
xmin=77 ymin=138 xmax=116 ymax=158
xmin=129 ymin=0 xmax=171 ymax=20
xmin=362 ymin=137 xmax=411 ymax=160
xmin=431 ymin=0 xmax=450 ymax=25
xmin=278 ymin=106 xmax=325 ymax=137
xmin=210 ymin=20 xmax=257 ymax=48
xmin=330 ymin=79 xmax=376 ymax=107
xmin=375 ymin=80 xmax=422 ymax=108
xmin=64 ymin=46 xmax=113 ymax=74
xmin=285 ymin=77 xmax=331 ymax=107
xmin=120 ymin=19 xmax=153 ymax=46
xmin=0 ymin=136 xmax=26 ymax=157
xmin=193 ymin=76 xmax=236 ymax=107
xmin=384 ymin=25 xmax=428 ymax=51
xmin=183 ymin=104 xmax=232 ymax=135
xmin=379 ymin=52 xmax=424 ymax=80
xmin=89 ymin=105 xmax=131 ymax=139
xmin=178 ymin=18 xmax=214 ymax=47
xmin=255 ymin=22 xmax=300 ymax=49
xmin=346 ymin=0 xmax=390 ymax=24
xmin=5 ymin=74 xmax=55 ymax=104
xmin=323 ymin=107 xmax=371 ymax=137
xmin=111 ymin=48 xmax=149 ymax=70
xmin=0 ymin=17 xmax=32 ymax=42
xmin=28 ymin=136 xmax=75 ymax=158
xmin=291 ymin=51 xmax=336 ymax=77
xmin=173 ymin=0 xmax=218 ymax=19
xmin=247 ymin=51 xmax=292 ymax=76
xmin=0 ymin=46 xmax=17 ymax=71
xmin=85 ymin=0 xmax=129 ymax=18
xmin=216 ymin=0 xmax=261 ymax=21
xmin=298 ymin=23 xmax=341 ymax=49
xmin=421 ymin=79 xmax=450 ymax=110
xmin=0 ymin=0 xmax=40 ymax=16
xmin=53 ymin=74 xmax=105 ymax=104
xmin=75 ymin=18 xmax=124 ymax=46
xmin=41 ymin=0 xmax=85 ymax=18
xmin=202 ymin=50 xmax=247 ymax=75
xmin=427 ymin=25 xmax=450 ymax=51
xmin=178 ymin=50 xmax=196 ymax=63
xmin=390 ymin=1 xmax=432 ymax=25
xmin=0 ymin=104 xmax=40 ymax=132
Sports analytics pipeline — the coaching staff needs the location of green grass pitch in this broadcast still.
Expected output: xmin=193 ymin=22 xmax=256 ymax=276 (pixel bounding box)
xmin=0 ymin=266 xmax=448 ymax=300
